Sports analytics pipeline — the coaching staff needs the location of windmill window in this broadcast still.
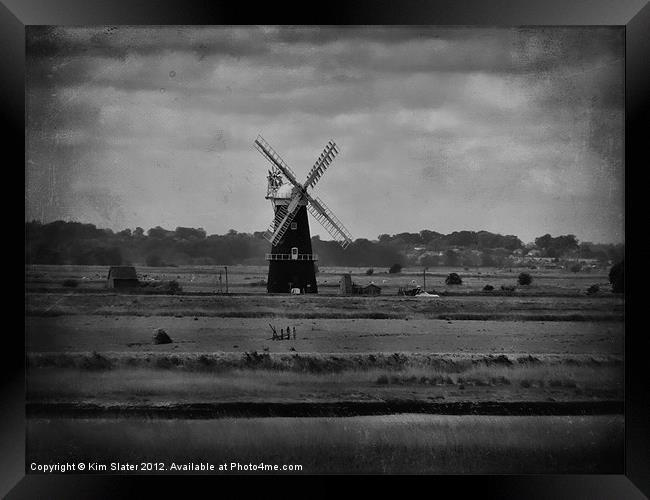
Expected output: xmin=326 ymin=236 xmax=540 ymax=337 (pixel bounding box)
xmin=290 ymin=222 xmax=297 ymax=230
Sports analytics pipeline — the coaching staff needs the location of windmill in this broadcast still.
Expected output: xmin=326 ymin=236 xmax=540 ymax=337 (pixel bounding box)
xmin=254 ymin=134 xmax=353 ymax=293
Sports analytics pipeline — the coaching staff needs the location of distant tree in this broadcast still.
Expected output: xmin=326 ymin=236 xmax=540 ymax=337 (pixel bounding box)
xmin=445 ymin=231 xmax=478 ymax=248
xmin=419 ymin=252 xmax=442 ymax=267
xmin=607 ymin=244 xmax=625 ymax=263
xmin=518 ymin=272 xmax=532 ymax=285
xmin=579 ymin=242 xmax=595 ymax=258
xmin=609 ymin=260 xmax=624 ymax=293
xmin=534 ymin=233 xmax=579 ymax=257
xmin=147 ymin=226 xmax=172 ymax=239
xmin=534 ymin=233 xmax=553 ymax=250
xmin=480 ymin=249 xmax=496 ymax=267
xmin=483 ymin=284 xmax=494 ymax=291
xmin=444 ymin=249 xmax=460 ymax=267
xmin=175 ymin=227 xmax=206 ymax=240
xmin=389 ymin=263 xmax=403 ymax=274
xmin=133 ymin=227 xmax=145 ymax=238
xmin=419 ymin=230 xmax=442 ymax=244
xmin=146 ymin=254 xmax=164 ymax=267
xmin=570 ymin=263 xmax=582 ymax=273
xmin=366 ymin=268 xmax=374 ymax=275
xmin=445 ymin=273 xmax=462 ymax=285
xmin=501 ymin=235 xmax=524 ymax=251
xmin=460 ymin=249 xmax=481 ymax=267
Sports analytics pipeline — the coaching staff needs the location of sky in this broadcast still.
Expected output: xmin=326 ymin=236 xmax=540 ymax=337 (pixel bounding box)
xmin=25 ymin=26 xmax=624 ymax=244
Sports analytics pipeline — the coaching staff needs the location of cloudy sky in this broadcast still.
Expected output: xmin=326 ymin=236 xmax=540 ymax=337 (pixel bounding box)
xmin=26 ymin=26 xmax=624 ymax=244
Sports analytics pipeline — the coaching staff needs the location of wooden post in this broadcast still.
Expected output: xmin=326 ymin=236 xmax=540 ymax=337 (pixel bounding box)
xmin=224 ymin=266 xmax=228 ymax=294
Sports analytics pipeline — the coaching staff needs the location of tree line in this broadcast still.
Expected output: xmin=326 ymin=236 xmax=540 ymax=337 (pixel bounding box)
xmin=25 ymin=220 xmax=624 ymax=268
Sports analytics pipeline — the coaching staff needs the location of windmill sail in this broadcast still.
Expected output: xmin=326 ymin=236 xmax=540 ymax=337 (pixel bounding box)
xmin=254 ymin=135 xmax=302 ymax=190
xmin=264 ymin=192 xmax=304 ymax=245
xmin=303 ymin=141 xmax=339 ymax=190
xmin=255 ymin=134 xmax=353 ymax=250
xmin=305 ymin=194 xmax=353 ymax=249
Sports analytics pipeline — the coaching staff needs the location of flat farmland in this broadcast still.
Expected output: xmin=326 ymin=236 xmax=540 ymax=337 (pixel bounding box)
xmin=26 ymin=315 xmax=623 ymax=355
xmin=26 ymin=264 xmax=616 ymax=296
xmin=26 ymin=291 xmax=623 ymax=321
xmin=25 ymin=264 xmax=625 ymax=472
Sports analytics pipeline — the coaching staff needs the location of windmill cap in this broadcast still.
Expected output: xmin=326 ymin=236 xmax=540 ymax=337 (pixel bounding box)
xmin=273 ymin=184 xmax=294 ymax=198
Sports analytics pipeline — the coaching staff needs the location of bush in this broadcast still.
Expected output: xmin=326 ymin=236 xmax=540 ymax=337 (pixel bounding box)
xmin=445 ymin=273 xmax=462 ymax=285
xmin=517 ymin=272 xmax=532 ymax=286
xmin=365 ymin=268 xmax=374 ymax=275
xmin=609 ymin=260 xmax=624 ymax=293
xmin=167 ymin=280 xmax=181 ymax=294
xmin=62 ymin=279 xmax=78 ymax=288
xmin=388 ymin=263 xmax=403 ymax=274
xmin=586 ymin=284 xmax=600 ymax=295
xmin=483 ymin=285 xmax=494 ymax=292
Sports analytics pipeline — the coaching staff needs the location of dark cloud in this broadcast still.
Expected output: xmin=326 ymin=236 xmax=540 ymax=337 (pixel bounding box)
xmin=25 ymin=26 xmax=624 ymax=243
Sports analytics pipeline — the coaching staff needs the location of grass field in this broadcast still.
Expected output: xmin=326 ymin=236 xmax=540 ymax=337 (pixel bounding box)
xmin=27 ymin=361 xmax=622 ymax=406
xmin=25 ymin=264 xmax=625 ymax=473
xmin=27 ymin=415 xmax=623 ymax=473
xmin=26 ymin=264 xmax=616 ymax=296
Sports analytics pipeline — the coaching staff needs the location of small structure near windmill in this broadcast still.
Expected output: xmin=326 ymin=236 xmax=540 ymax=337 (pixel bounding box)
xmin=340 ymin=273 xmax=353 ymax=294
xmin=254 ymin=135 xmax=353 ymax=294
xmin=106 ymin=266 xmax=139 ymax=289
xmin=339 ymin=273 xmax=382 ymax=296
xmin=363 ymin=283 xmax=382 ymax=296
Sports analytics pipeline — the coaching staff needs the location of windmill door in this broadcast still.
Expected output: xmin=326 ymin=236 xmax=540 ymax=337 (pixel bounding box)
xmin=291 ymin=247 xmax=298 ymax=260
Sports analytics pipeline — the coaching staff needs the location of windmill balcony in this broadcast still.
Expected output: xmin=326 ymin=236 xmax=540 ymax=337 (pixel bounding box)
xmin=265 ymin=253 xmax=318 ymax=261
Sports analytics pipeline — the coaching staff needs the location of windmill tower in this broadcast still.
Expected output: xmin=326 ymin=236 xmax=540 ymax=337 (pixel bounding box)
xmin=254 ymin=135 xmax=353 ymax=293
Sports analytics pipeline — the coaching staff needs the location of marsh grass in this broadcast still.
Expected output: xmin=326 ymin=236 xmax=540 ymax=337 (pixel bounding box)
xmin=27 ymin=362 xmax=622 ymax=402
xmin=27 ymin=414 xmax=624 ymax=473
xmin=25 ymin=292 xmax=624 ymax=322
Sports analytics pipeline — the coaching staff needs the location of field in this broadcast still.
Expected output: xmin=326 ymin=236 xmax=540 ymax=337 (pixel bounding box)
xmin=25 ymin=264 xmax=625 ymax=473
xmin=28 ymin=415 xmax=623 ymax=474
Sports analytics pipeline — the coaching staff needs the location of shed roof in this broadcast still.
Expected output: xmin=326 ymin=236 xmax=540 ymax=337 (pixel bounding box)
xmin=108 ymin=266 xmax=138 ymax=280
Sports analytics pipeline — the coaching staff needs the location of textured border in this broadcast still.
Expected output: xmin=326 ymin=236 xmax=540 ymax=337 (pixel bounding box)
xmin=6 ymin=0 xmax=649 ymax=496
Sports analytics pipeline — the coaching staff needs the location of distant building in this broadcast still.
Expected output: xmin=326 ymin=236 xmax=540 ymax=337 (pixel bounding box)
xmin=363 ymin=283 xmax=382 ymax=296
xmin=340 ymin=273 xmax=381 ymax=296
xmin=340 ymin=273 xmax=353 ymax=294
xmin=107 ymin=266 xmax=139 ymax=288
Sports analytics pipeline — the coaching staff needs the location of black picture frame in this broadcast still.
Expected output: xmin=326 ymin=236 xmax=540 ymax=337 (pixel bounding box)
xmin=5 ymin=0 xmax=648 ymax=496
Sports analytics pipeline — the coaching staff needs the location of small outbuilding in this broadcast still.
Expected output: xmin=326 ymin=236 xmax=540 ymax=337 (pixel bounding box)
xmin=107 ymin=266 xmax=139 ymax=288
xmin=340 ymin=273 xmax=353 ymax=294
xmin=362 ymin=283 xmax=382 ymax=296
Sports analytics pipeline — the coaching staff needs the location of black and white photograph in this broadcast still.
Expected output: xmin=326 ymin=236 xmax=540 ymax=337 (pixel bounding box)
xmin=24 ymin=24 xmax=626 ymax=474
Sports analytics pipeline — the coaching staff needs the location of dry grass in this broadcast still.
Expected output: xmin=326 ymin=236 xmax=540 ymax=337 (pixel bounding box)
xmin=27 ymin=360 xmax=623 ymax=404
xmin=27 ymin=351 xmax=623 ymax=372
xmin=25 ymin=291 xmax=624 ymax=322
xmin=27 ymin=414 xmax=624 ymax=473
